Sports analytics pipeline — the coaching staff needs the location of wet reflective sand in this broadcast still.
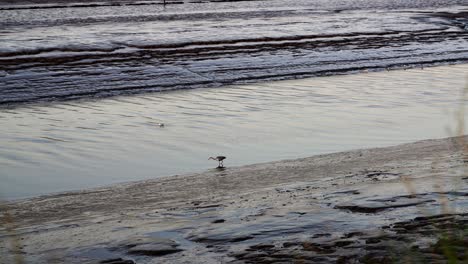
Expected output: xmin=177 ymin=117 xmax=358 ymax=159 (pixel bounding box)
xmin=1 ymin=0 xmax=467 ymax=104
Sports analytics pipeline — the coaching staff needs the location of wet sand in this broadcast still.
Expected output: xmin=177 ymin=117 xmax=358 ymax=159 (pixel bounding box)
xmin=1 ymin=135 xmax=467 ymax=263
xmin=1 ymin=1 xmax=468 ymax=106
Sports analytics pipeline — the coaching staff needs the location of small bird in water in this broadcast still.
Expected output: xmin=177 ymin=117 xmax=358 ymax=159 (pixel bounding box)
xmin=209 ymin=156 xmax=226 ymax=168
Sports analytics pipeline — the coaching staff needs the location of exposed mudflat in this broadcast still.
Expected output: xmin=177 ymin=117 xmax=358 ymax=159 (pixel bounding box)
xmin=1 ymin=136 xmax=467 ymax=263
xmin=1 ymin=0 xmax=468 ymax=106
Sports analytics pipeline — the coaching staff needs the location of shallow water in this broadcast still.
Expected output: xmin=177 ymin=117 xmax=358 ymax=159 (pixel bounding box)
xmin=1 ymin=0 xmax=467 ymax=104
xmin=0 ymin=64 xmax=467 ymax=199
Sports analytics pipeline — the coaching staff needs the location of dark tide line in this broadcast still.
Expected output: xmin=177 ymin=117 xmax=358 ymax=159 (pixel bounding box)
xmin=0 ymin=29 xmax=464 ymax=72
xmin=0 ymin=0 xmax=264 ymax=10
xmin=0 ymin=1 xmax=181 ymax=11
xmin=39 ymin=136 xmax=69 ymax=142
xmin=1 ymin=59 xmax=468 ymax=109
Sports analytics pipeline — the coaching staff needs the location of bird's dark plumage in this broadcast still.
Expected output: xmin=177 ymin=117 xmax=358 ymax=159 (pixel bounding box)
xmin=209 ymin=156 xmax=226 ymax=167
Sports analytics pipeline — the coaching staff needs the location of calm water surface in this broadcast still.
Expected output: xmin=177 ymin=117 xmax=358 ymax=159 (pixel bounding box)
xmin=1 ymin=64 xmax=467 ymax=199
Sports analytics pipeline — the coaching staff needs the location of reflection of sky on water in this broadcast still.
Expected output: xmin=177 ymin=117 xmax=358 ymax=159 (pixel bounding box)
xmin=1 ymin=64 xmax=467 ymax=199
xmin=1 ymin=1 xmax=468 ymax=105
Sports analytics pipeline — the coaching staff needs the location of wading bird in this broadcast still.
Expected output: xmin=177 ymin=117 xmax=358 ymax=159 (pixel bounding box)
xmin=209 ymin=156 xmax=226 ymax=168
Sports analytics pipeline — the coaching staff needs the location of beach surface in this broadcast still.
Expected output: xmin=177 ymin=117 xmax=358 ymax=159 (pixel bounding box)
xmin=1 ymin=0 xmax=468 ymax=262
xmin=1 ymin=135 xmax=467 ymax=263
